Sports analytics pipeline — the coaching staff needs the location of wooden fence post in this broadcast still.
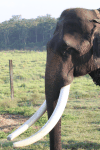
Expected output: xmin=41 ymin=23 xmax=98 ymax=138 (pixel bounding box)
xmin=9 ymin=60 xmax=14 ymax=100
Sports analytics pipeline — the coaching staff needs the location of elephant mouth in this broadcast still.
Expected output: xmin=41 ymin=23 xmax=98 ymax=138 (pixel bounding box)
xmin=7 ymin=84 xmax=70 ymax=147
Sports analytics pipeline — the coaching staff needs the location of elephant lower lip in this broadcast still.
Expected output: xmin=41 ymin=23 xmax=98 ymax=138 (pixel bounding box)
xmin=11 ymin=84 xmax=70 ymax=148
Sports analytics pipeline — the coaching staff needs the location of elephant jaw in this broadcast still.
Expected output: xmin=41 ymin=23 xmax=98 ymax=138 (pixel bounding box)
xmin=7 ymin=84 xmax=70 ymax=148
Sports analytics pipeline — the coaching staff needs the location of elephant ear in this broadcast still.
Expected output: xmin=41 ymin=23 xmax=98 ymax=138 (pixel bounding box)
xmin=63 ymin=33 xmax=91 ymax=56
xmin=93 ymin=27 xmax=100 ymax=68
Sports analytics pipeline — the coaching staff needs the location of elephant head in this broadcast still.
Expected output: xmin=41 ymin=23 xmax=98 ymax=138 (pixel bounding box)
xmin=7 ymin=8 xmax=100 ymax=150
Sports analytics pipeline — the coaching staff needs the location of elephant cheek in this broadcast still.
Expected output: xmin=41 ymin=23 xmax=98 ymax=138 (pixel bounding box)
xmin=61 ymin=60 xmax=74 ymax=86
xmin=61 ymin=71 xmax=74 ymax=86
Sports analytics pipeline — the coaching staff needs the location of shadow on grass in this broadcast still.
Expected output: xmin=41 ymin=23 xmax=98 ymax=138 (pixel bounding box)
xmin=63 ymin=140 xmax=100 ymax=149
xmin=0 ymin=140 xmax=49 ymax=150
xmin=1 ymin=140 xmax=100 ymax=150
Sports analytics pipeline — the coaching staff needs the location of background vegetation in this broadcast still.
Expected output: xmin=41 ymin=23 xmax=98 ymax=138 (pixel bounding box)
xmin=0 ymin=15 xmax=57 ymax=50
xmin=0 ymin=50 xmax=100 ymax=149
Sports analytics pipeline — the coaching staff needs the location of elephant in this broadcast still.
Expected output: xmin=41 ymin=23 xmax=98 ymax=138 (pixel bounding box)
xmin=7 ymin=8 xmax=100 ymax=150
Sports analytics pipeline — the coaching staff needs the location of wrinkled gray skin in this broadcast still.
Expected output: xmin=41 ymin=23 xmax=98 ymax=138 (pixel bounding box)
xmin=45 ymin=8 xmax=100 ymax=150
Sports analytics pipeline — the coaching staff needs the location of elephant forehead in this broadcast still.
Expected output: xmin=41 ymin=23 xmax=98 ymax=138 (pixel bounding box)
xmin=59 ymin=8 xmax=95 ymax=36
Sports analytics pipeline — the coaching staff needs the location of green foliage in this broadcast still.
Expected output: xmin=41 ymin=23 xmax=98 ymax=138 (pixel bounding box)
xmin=35 ymin=113 xmax=48 ymax=126
xmin=0 ymin=131 xmax=7 ymax=139
xmin=69 ymin=75 xmax=100 ymax=99
xmin=0 ymin=97 xmax=35 ymax=116
xmin=62 ymin=114 xmax=78 ymax=121
xmin=0 ymin=15 xmax=57 ymax=50
xmin=0 ymin=98 xmax=18 ymax=109
xmin=5 ymin=106 xmax=35 ymax=116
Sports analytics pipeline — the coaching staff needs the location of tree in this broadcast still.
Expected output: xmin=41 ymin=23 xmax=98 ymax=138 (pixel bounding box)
xmin=0 ymin=14 xmax=57 ymax=50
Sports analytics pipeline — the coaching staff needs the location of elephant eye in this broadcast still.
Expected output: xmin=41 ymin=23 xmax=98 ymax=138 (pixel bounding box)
xmin=62 ymin=47 xmax=75 ymax=58
xmin=63 ymin=47 xmax=71 ymax=55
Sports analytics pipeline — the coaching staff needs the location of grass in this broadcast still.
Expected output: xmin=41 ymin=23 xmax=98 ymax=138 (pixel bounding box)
xmin=0 ymin=50 xmax=100 ymax=149
xmin=0 ymin=50 xmax=46 ymax=114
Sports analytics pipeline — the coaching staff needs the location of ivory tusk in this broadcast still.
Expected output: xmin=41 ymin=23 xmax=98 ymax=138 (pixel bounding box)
xmin=13 ymin=84 xmax=70 ymax=148
xmin=7 ymin=100 xmax=47 ymax=141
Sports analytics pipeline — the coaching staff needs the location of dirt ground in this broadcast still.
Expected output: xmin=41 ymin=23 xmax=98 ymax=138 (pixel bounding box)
xmin=0 ymin=114 xmax=29 ymax=133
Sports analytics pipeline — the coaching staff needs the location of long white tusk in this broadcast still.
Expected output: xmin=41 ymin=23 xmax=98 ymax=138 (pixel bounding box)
xmin=13 ymin=84 xmax=70 ymax=148
xmin=7 ymin=100 xmax=47 ymax=141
